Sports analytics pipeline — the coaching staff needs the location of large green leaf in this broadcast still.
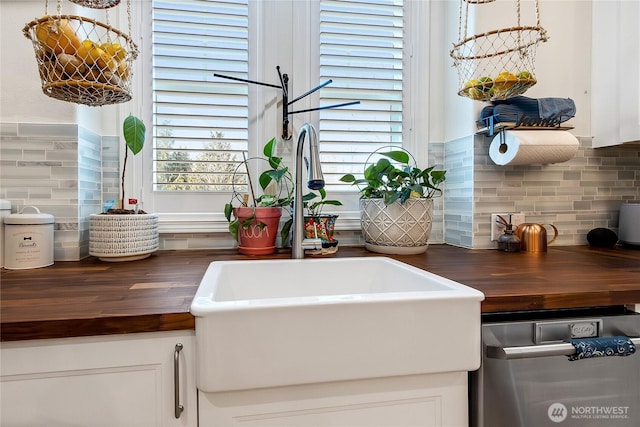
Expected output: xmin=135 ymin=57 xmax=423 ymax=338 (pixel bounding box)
xmin=339 ymin=174 xmax=356 ymax=183
xmin=381 ymin=150 xmax=410 ymax=164
xmin=263 ymin=137 xmax=276 ymax=157
xmin=280 ymin=218 xmax=293 ymax=246
xmin=224 ymin=203 xmax=233 ymax=222
xmin=123 ymin=115 xmax=146 ymax=155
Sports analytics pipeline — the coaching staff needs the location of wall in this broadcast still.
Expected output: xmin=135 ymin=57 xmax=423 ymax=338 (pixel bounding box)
xmin=0 ymin=123 xmax=102 ymax=260
xmin=441 ymin=0 xmax=640 ymax=249
xmin=445 ymin=135 xmax=640 ymax=249
xmin=1 ymin=0 xmax=638 ymax=257
xmin=0 ymin=1 xmax=127 ymax=260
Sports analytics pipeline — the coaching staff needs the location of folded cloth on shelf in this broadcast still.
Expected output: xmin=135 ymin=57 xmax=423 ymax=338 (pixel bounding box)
xmin=568 ymin=336 xmax=637 ymax=361
xmin=480 ymin=96 xmax=575 ymax=124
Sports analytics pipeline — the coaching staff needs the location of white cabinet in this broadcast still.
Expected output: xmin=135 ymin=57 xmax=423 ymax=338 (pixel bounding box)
xmin=198 ymin=371 xmax=469 ymax=426
xmin=591 ymin=0 xmax=640 ymax=147
xmin=0 ymin=330 xmax=197 ymax=427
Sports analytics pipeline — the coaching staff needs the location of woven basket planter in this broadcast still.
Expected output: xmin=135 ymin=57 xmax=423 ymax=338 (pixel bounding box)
xmin=89 ymin=213 xmax=159 ymax=262
xmin=360 ymin=198 xmax=433 ymax=255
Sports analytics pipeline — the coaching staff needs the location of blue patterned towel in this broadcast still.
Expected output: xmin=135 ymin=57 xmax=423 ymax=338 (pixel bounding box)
xmin=569 ymin=336 xmax=636 ymax=361
xmin=479 ymin=96 xmax=575 ymax=124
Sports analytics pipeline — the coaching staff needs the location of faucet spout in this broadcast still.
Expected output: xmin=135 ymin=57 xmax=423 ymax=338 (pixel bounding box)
xmin=292 ymin=123 xmax=324 ymax=259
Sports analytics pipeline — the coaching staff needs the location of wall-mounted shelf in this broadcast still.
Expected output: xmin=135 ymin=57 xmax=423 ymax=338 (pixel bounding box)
xmin=476 ymin=114 xmax=574 ymax=137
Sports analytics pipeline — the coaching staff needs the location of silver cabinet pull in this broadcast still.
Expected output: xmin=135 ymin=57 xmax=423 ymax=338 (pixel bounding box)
xmin=174 ymin=343 xmax=184 ymax=418
xmin=486 ymin=337 xmax=640 ymax=360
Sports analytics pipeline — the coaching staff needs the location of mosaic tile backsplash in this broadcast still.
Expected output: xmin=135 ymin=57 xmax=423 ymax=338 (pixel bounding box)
xmin=1 ymin=121 xmax=638 ymax=259
xmin=1 ymin=123 xmax=102 ymax=260
xmin=445 ymin=134 xmax=640 ymax=249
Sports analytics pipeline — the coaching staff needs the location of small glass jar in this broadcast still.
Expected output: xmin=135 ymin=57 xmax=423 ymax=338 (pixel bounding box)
xmin=498 ymin=229 xmax=521 ymax=252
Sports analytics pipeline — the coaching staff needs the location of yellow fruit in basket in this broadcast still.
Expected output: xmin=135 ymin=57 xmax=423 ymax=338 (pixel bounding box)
xmin=464 ymin=79 xmax=480 ymax=88
xmin=467 ymin=87 xmax=484 ymax=100
xmin=40 ymin=60 xmax=64 ymax=82
xmin=100 ymin=42 xmax=127 ymax=61
xmin=35 ymin=18 xmax=82 ymax=55
xmin=494 ymin=71 xmax=518 ymax=92
xmin=116 ymin=61 xmax=130 ymax=80
xmin=55 ymin=53 xmax=86 ymax=77
xmin=84 ymin=67 xmax=121 ymax=86
xmin=516 ymin=70 xmax=533 ymax=80
xmin=77 ymin=40 xmax=116 ymax=71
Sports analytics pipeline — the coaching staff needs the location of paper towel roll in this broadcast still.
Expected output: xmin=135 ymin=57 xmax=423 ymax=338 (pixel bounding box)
xmin=489 ymin=130 xmax=579 ymax=166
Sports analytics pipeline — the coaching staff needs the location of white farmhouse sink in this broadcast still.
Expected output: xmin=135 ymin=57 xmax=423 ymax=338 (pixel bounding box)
xmin=191 ymin=257 xmax=484 ymax=392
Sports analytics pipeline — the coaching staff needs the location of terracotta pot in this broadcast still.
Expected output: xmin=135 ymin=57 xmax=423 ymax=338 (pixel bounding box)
xmin=360 ymin=198 xmax=433 ymax=255
xmin=233 ymin=207 xmax=282 ymax=255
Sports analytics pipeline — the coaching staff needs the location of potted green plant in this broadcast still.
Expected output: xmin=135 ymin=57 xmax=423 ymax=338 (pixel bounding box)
xmin=301 ymin=188 xmax=342 ymax=255
xmin=340 ymin=149 xmax=446 ymax=254
xmin=89 ymin=114 xmax=160 ymax=262
xmin=224 ymin=137 xmax=294 ymax=255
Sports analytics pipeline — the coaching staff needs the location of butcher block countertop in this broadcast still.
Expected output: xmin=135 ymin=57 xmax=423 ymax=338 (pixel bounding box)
xmin=1 ymin=245 xmax=639 ymax=341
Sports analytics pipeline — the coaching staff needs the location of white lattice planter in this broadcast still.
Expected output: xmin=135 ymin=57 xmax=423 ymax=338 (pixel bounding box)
xmin=360 ymin=198 xmax=433 ymax=255
xmin=89 ymin=213 xmax=159 ymax=262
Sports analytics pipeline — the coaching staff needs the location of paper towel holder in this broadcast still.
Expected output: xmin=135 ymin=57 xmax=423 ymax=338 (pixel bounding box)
xmin=477 ymin=112 xmax=574 ymax=137
xmin=488 ymin=128 xmax=580 ymax=166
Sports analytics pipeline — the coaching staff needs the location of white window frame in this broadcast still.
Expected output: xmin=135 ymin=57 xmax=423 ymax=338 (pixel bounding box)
xmin=123 ymin=0 xmax=431 ymax=233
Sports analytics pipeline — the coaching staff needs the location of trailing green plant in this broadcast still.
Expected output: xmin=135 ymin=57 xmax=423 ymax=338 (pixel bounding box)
xmin=302 ymin=188 xmax=342 ymax=217
xmin=224 ymin=137 xmax=294 ymax=242
xmin=340 ymin=150 xmax=446 ymax=205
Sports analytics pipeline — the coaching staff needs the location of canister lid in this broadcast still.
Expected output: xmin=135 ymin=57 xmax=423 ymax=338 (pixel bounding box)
xmin=4 ymin=206 xmax=54 ymax=225
xmin=0 ymin=199 xmax=10 ymax=210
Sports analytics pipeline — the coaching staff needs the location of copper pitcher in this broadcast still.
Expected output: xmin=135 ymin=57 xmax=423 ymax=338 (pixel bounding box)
xmin=516 ymin=223 xmax=558 ymax=252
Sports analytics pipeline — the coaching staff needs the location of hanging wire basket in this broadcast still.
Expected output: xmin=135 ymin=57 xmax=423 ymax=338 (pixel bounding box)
xmin=450 ymin=0 xmax=548 ymax=101
xmin=68 ymin=0 xmax=120 ymax=9
xmin=22 ymin=0 xmax=137 ymax=107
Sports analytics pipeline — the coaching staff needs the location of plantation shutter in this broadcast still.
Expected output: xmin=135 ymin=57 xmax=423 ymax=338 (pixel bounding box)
xmin=152 ymin=0 xmax=249 ymax=191
xmin=319 ymin=0 xmax=404 ymax=191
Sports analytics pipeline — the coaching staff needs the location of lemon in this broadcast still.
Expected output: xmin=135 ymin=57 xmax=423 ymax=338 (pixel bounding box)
xmin=494 ymin=71 xmax=518 ymax=92
xmin=467 ymin=87 xmax=484 ymax=100
xmin=100 ymin=42 xmax=127 ymax=61
xmin=516 ymin=70 xmax=532 ymax=80
xmin=464 ymin=78 xmax=480 ymax=88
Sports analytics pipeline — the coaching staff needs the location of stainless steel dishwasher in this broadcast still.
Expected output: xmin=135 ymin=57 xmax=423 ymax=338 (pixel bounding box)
xmin=470 ymin=306 xmax=640 ymax=427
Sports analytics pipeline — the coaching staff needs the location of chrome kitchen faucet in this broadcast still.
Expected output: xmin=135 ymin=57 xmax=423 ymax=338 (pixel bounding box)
xmin=291 ymin=123 xmax=324 ymax=259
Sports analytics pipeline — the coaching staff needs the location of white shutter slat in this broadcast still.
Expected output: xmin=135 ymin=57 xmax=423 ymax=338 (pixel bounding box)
xmin=319 ymin=0 xmax=404 ymax=191
xmin=152 ymin=0 xmax=249 ymax=191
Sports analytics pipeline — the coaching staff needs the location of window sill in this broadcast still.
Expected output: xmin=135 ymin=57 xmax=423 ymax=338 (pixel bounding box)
xmin=158 ymin=211 xmax=362 ymax=234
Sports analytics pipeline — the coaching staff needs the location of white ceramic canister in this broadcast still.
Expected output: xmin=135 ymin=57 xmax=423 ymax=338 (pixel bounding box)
xmin=618 ymin=202 xmax=640 ymax=245
xmin=0 ymin=199 xmax=11 ymax=268
xmin=3 ymin=206 xmax=54 ymax=270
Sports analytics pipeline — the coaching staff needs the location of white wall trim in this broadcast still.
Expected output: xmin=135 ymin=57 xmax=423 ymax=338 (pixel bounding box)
xmin=158 ymin=211 xmax=362 ymax=234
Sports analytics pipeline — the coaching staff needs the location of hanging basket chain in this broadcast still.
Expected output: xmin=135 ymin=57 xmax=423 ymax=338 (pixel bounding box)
xmin=450 ymin=0 xmax=549 ymax=102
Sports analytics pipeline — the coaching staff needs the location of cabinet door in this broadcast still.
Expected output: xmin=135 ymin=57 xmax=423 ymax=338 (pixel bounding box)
xmin=0 ymin=331 xmax=196 ymax=427
xmin=198 ymin=371 xmax=469 ymax=427
xmin=591 ymin=0 xmax=640 ymax=147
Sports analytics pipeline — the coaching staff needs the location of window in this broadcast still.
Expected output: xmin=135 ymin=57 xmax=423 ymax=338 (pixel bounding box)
xmin=318 ymin=0 xmax=404 ymax=192
xmin=138 ymin=0 xmax=428 ymax=217
xmin=152 ymin=0 xmax=249 ymax=191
